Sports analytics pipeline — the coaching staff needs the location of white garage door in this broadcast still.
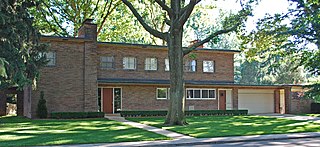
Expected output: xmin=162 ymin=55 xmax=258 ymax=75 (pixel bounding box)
xmin=238 ymin=89 xmax=274 ymax=114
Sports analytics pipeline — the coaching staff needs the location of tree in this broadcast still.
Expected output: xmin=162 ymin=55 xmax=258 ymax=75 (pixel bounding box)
xmin=122 ymin=0 xmax=253 ymax=125
xmin=30 ymin=0 xmax=121 ymax=37
xmin=240 ymin=0 xmax=319 ymax=96
xmin=0 ymin=0 xmax=47 ymax=89
xmin=36 ymin=91 xmax=48 ymax=118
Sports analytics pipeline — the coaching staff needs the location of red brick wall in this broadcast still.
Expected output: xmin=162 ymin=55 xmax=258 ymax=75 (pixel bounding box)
xmin=97 ymin=44 xmax=235 ymax=82
xmin=32 ymin=39 xmax=98 ymax=117
xmin=120 ymin=85 xmax=218 ymax=111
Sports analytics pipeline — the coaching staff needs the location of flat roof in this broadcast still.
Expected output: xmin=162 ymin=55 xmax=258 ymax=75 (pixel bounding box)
xmin=97 ymin=78 xmax=293 ymax=88
xmin=98 ymin=42 xmax=241 ymax=53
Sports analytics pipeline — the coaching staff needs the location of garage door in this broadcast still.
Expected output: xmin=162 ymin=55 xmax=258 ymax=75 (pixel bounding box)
xmin=238 ymin=89 xmax=274 ymax=114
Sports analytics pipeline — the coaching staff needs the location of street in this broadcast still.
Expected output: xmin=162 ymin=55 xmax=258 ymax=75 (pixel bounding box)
xmin=181 ymin=137 xmax=320 ymax=147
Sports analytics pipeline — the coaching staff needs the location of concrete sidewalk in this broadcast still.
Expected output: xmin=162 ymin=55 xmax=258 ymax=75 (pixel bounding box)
xmin=56 ymin=132 xmax=320 ymax=147
xmin=256 ymin=113 xmax=320 ymax=122
xmin=105 ymin=115 xmax=193 ymax=140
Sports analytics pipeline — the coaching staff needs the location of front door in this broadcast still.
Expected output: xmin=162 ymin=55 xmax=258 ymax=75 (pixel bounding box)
xmin=219 ymin=90 xmax=226 ymax=110
xmin=103 ymin=88 xmax=113 ymax=113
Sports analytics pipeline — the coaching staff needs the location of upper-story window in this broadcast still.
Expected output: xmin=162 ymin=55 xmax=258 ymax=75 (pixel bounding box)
xmin=203 ymin=60 xmax=214 ymax=73
xmin=185 ymin=60 xmax=196 ymax=72
xmin=45 ymin=51 xmax=56 ymax=66
xmin=145 ymin=58 xmax=157 ymax=70
xmin=100 ymin=56 xmax=114 ymax=69
xmin=123 ymin=57 xmax=136 ymax=70
xmin=165 ymin=58 xmax=169 ymax=71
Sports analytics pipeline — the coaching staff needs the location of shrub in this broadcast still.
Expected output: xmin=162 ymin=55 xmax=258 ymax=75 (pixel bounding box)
xmin=36 ymin=91 xmax=48 ymax=118
xmin=120 ymin=110 xmax=248 ymax=117
xmin=50 ymin=112 xmax=104 ymax=119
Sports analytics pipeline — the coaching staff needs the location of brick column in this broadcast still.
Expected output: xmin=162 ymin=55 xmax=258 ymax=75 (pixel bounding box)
xmin=232 ymin=88 xmax=238 ymax=110
xmin=17 ymin=91 xmax=24 ymax=116
xmin=0 ymin=91 xmax=6 ymax=116
xmin=284 ymin=87 xmax=291 ymax=114
xmin=274 ymin=89 xmax=280 ymax=113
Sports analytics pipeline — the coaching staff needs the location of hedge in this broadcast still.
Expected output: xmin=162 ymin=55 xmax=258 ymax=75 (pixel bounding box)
xmin=50 ymin=112 xmax=104 ymax=119
xmin=120 ymin=110 xmax=248 ymax=117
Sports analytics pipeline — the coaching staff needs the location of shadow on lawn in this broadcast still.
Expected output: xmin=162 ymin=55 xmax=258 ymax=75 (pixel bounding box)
xmin=0 ymin=116 xmax=168 ymax=147
xmin=128 ymin=115 xmax=320 ymax=138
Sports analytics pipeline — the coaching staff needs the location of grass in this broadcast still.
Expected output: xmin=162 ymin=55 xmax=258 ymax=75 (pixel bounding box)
xmin=127 ymin=115 xmax=320 ymax=138
xmin=0 ymin=116 xmax=169 ymax=147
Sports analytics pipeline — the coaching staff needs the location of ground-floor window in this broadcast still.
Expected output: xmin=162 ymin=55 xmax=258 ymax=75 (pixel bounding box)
xmin=186 ymin=88 xmax=216 ymax=99
xmin=156 ymin=88 xmax=170 ymax=99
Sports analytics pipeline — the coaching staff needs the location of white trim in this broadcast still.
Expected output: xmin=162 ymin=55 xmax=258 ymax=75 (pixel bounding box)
xmin=186 ymin=88 xmax=216 ymax=100
xmin=99 ymin=87 xmax=122 ymax=114
xmin=156 ymin=88 xmax=168 ymax=99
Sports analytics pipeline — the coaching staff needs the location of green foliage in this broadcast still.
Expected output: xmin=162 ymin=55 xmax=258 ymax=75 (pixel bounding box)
xmin=0 ymin=0 xmax=48 ymax=89
xmin=120 ymin=110 xmax=248 ymax=117
xmin=50 ymin=112 xmax=104 ymax=119
xmin=36 ymin=91 xmax=48 ymax=118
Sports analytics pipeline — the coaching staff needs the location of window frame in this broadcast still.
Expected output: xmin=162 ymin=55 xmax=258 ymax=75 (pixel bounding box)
xmin=165 ymin=58 xmax=169 ymax=71
xmin=184 ymin=60 xmax=197 ymax=72
xmin=100 ymin=56 xmax=115 ymax=69
xmin=145 ymin=57 xmax=158 ymax=71
xmin=156 ymin=88 xmax=170 ymax=100
xmin=123 ymin=57 xmax=136 ymax=70
xmin=45 ymin=51 xmax=56 ymax=66
xmin=186 ymin=88 xmax=216 ymax=100
xmin=203 ymin=60 xmax=215 ymax=73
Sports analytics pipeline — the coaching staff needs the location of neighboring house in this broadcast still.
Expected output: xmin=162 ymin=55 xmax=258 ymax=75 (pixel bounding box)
xmin=15 ymin=19 xmax=306 ymax=118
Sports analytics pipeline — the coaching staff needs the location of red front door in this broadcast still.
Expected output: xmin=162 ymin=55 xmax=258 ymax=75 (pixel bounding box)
xmin=103 ymin=88 xmax=113 ymax=114
xmin=219 ymin=90 xmax=226 ymax=110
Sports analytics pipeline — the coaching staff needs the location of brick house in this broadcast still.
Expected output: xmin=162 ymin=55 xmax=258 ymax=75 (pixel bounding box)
xmin=18 ymin=19 xmax=306 ymax=118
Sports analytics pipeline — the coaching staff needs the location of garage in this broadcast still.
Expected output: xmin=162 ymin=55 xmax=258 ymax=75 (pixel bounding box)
xmin=238 ymin=89 xmax=274 ymax=114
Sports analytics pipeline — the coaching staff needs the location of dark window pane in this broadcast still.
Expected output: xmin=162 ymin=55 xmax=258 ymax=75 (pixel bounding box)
xmin=209 ymin=90 xmax=215 ymax=98
xmin=194 ymin=90 xmax=200 ymax=98
xmin=202 ymin=90 xmax=209 ymax=98
xmin=187 ymin=90 xmax=193 ymax=98
xmin=157 ymin=88 xmax=167 ymax=99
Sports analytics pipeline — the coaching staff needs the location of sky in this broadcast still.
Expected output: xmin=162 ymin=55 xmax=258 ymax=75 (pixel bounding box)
xmin=214 ymin=0 xmax=290 ymax=31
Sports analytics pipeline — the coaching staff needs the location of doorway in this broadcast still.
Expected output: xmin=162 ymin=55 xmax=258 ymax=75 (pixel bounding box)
xmin=100 ymin=87 xmax=122 ymax=114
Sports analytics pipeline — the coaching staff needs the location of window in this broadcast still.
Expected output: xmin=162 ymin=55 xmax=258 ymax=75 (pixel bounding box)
xmin=145 ymin=58 xmax=157 ymax=70
xmin=165 ymin=58 xmax=169 ymax=71
xmin=185 ymin=60 xmax=196 ymax=72
xmin=100 ymin=56 xmax=114 ymax=69
xmin=45 ymin=51 xmax=56 ymax=66
xmin=123 ymin=57 xmax=136 ymax=69
xmin=186 ymin=89 xmax=216 ymax=99
xmin=157 ymin=88 xmax=170 ymax=99
xmin=203 ymin=60 xmax=214 ymax=73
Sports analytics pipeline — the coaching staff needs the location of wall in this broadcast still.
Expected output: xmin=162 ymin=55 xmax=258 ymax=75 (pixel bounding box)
xmin=97 ymin=44 xmax=235 ymax=82
xmin=117 ymin=85 xmax=218 ymax=111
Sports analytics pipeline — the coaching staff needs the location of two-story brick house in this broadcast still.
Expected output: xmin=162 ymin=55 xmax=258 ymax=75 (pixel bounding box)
xmin=21 ymin=19 xmax=296 ymax=118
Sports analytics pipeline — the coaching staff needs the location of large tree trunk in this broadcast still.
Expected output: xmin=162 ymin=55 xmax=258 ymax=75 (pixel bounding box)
xmin=164 ymin=28 xmax=187 ymax=125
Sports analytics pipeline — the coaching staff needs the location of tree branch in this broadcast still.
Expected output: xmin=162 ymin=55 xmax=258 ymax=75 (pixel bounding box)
xmin=183 ymin=24 xmax=239 ymax=55
xmin=155 ymin=0 xmax=173 ymax=17
xmin=177 ymin=0 xmax=201 ymax=29
xmin=122 ymin=0 xmax=168 ymax=41
xmin=97 ymin=0 xmax=121 ymax=35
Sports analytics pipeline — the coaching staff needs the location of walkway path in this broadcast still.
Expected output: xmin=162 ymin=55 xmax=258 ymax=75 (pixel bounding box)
xmin=257 ymin=113 xmax=320 ymax=122
xmin=105 ymin=115 xmax=194 ymax=140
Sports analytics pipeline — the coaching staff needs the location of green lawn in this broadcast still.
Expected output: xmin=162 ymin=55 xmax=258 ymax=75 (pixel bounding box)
xmin=0 ymin=116 xmax=169 ymax=147
xmin=127 ymin=115 xmax=320 ymax=138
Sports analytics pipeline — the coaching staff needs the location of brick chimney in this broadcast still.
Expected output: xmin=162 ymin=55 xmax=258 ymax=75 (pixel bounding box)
xmin=188 ymin=40 xmax=204 ymax=48
xmin=78 ymin=19 xmax=97 ymax=41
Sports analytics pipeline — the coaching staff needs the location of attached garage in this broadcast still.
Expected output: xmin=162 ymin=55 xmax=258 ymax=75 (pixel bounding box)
xmin=238 ymin=89 xmax=274 ymax=114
